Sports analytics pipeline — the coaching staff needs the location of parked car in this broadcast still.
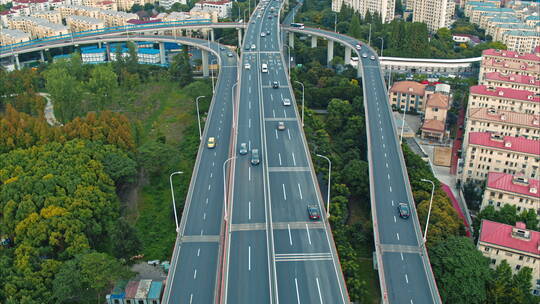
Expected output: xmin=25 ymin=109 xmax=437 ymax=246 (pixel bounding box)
xmin=245 ymin=63 xmax=251 ymax=70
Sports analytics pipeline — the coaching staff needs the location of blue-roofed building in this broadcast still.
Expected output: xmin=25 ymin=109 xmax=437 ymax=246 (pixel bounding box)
xmin=107 ymin=280 xmax=164 ymax=304
xmin=81 ymin=47 xmax=107 ymax=64
xmin=147 ymin=281 xmax=163 ymax=304
xmin=106 ymin=280 xmax=127 ymax=304
xmin=470 ymin=7 xmax=515 ymax=23
xmin=163 ymin=42 xmax=182 ymax=50
xmin=492 ymin=23 xmax=535 ymax=41
xmin=137 ymin=41 xmax=154 ymax=48
xmin=110 ymin=47 xmax=130 ymax=61
xmin=137 ymin=48 xmax=161 ymax=65
xmin=502 ymin=30 xmax=540 ymax=54
xmin=525 ymin=15 xmax=540 ymax=26
xmin=464 ymin=1 xmax=497 ymax=17
xmin=53 ymin=54 xmax=72 ymax=62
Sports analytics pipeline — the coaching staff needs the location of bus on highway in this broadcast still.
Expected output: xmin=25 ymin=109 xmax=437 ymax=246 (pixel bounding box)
xmin=261 ymin=63 xmax=268 ymax=73
xmin=290 ymin=23 xmax=304 ymax=29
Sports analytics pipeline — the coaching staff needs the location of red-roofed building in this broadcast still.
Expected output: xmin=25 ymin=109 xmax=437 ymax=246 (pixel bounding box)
xmin=12 ymin=0 xmax=49 ymax=13
xmin=465 ymin=108 xmax=540 ymax=141
xmin=468 ymin=85 xmax=540 ymax=116
xmin=461 ymin=132 xmax=540 ymax=183
xmin=482 ymin=72 xmax=540 ymax=93
xmin=477 ymin=220 xmax=539 ymax=295
xmin=481 ymin=172 xmax=539 ymax=214
xmin=421 ymin=92 xmax=450 ymax=141
xmin=191 ymin=0 xmax=232 ymax=18
xmin=479 ymin=48 xmax=540 ymax=81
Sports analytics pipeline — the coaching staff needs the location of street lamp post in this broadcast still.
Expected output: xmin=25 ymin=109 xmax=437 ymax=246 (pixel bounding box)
xmin=399 ymin=105 xmax=406 ymax=144
xmin=316 ymin=154 xmax=332 ymax=218
xmin=420 ymin=179 xmax=435 ymax=247
xmin=294 ymin=80 xmax=305 ymax=127
xmin=368 ymin=23 xmax=372 ymax=46
xmin=223 ymin=156 xmax=237 ymax=222
xmin=169 ymin=171 xmax=183 ymax=232
xmin=334 ymin=13 xmax=337 ymax=32
xmin=232 ymin=82 xmax=238 ymax=127
xmin=285 ymin=44 xmax=292 ymax=73
xmin=210 ymin=59 xmax=217 ymax=93
xmin=377 ymin=37 xmax=384 ymax=57
xmin=195 ymin=96 xmax=205 ymax=140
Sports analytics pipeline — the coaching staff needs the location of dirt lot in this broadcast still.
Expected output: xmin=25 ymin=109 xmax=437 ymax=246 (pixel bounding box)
xmin=434 ymin=146 xmax=452 ymax=167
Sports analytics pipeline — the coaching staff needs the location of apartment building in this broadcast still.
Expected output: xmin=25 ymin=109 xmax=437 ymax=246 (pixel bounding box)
xmin=525 ymin=15 xmax=540 ymax=27
xmin=160 ymin=0 xmax=187 ymax=10
xmin=191 ymin=0 xmax=231 ymax=19
xmin=116 ymin=0 xmax=152 ymax=11
xmin=57 ymin=5 xmax=101 ymax=19
xmin=8 ymin=16 xmax=69 ymax=38
xmin=492 ymin=23 xmax=536 ymax=42
xmin=389 ymin=81 xmax=427 ymax=113
xmin=12 ymin=0 xmax=50 ymax=14
xmin=502 ymin=30 xmax=540 ymax=54
xmin=479 ymin=48 xmax=540 ymax=81
xmin=464 ymin=1 xmax=497 ymax=18
xmin=421 ymin=92 xmax=450 ymax=141
xmin=81 ymin=47 xmax=107 ymax=63
xmin=34 ymin=10 xmax=62 ymax=24
xmin=466 ymin=108 xmax=540 ymax=141
xmin=98 ymin=10 xmax=137 ymax=26
xmin=482 ymin=72 xmax=540 ymax=93
xmin=461 ymin=132 xmax=540 ymax=183
xmin=469 ymin=7 xmax=514 ymax=24
xmin=0 ymin=28 xmax=30 ymax=46
xmin=477 ymin=220 xmax=540 ymax=296
xmin=481 ymin=172 xmax=539 ymax=214
xmin=478 ymin=12 xmax=516 ymax=30
xmin=67 ymin=15 xmax=105 ymax=32
xmin=468 ymin=85 xmax=540 ymax=115
xmin=331 ymin=0 xmax=395 ymax=23
xmin=411 ymin=0 xmax=455 ymax=33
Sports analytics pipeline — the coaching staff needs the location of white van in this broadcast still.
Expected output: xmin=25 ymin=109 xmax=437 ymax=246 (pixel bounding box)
xmin=261 ymin=63 xmax=268 ymax=73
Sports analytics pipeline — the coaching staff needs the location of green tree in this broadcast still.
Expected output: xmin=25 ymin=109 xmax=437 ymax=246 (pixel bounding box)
xmin=130 ymin=3 xmax=143 ymax=12
xmin=87 ymin=64 xmax=118 ymax=110
xmin=326 ymin=98 xmax=353 ymax=135
xmin=430 ymin=236 xmax=491 ymax=304
xmin=349 ymin=14 xmax=362 ymax=39
xmin=44 ymin=66 xmax=83 ymax=122
xmin=169 ymin=52 xmax=193 ymax=86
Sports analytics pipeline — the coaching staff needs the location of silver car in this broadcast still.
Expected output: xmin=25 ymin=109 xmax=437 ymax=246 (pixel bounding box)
xmin=282 ymin=98 xmax=291 ymax=106
xmin=239 ymin=143 xmax=248 ymax=155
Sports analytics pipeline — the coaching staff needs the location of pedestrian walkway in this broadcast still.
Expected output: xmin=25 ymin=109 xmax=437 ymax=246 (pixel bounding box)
xmin=440 ymin=183 xmax=471 ymax=237
xmin=450 ymin=108 xmax=465 ymax=175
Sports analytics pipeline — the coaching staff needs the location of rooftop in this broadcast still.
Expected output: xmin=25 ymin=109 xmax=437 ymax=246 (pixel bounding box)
xmin=503 ymin=30 xmax=540 ymax=37
xmin=484 ymin=71 xmax=540 ymax=86
xmin=470 ymin=85 xmax=540 ymax=103
xmin=479 ymin=220 xmax=540 ymax=256
xmin=468 ymin=131 xmax=540 ymax=155
xmin=468 ymin=107 xmax=540 ymax=128
xmin=426 ymin=92 xmax=449 ymax=109
xmin=487 ymin=172 xmax=539 ymax=197
xmin=421 ymin=119 xmax=445 ymax=132
xmin=390 ymin=81 xmax=426 ymax=96
xmin=482 ymin=48 xmax=540 ymax=62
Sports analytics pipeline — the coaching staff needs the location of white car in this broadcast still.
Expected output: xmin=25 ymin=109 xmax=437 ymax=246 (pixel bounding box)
xmin=251 ymin=44 xmax=256 ymax=50
xmin=362 ymin=53 xmax=368 ymax=58
xmin=355 ymin=44 xmax=362 ymax=50
xmin=370 ymin=55 xmax=375 ymax=60
xmin=261 ymin=32 xmax=266 ymax=37
xmin=245 ymin=63 xmax=251 ymax=70
xmin=282 ymin=98 xmax=291 ymax=106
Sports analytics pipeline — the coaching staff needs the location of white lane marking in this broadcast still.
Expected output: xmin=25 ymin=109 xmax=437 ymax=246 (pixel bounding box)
xmin=382 ymin=135 xmax=384 ymax=140
xmin=294 ymin=278 xmax=300 ymax=304
xmin=383 ymin=143 xmax=385 ymax=148
xmin=384 ymin=153 xmax=387 ymax=158
xmin=405 ymin=274 xmax=409 ymax=284
xmin=190 ymin=294 xmax=193 ymax=304
xmin=297 ymin=183 xmax=303 ymax=199
xmin=270 ymin=94 xmax=274 ymax=101
xmin=275 ymin=129 xmax=278 ymax=139
xmin=401 ymin=252 xmax=404 ymax=261
xmin=380 ymin=127 xmax=382 ymax=131
xmin=410 ymin=300 xmax=414 ymax=304
xmin=386 ymin=163 xmax=388 ymax=168
xmin=206 ymin=198 xmax=209 ymax=204
xmin=280 ymin=92 xmax=283 ymax=99
xmin=249 ymin=75 xmax=251 ymax=81
xmin=249 ymin=118 xmax=251 ymax=128
xmin=203 ymin=213 xmax=206 ymax=220
xmin=288 ymin=224 xmax=293 ymax=245
xmin=210 ymin=173 xmax=213 ymax=178
xmin=390 ymin=186 xmax=392 ymax=192
xmin=214 ymin=152 xmax=217 ymax=156
xmin=284 ymin=109 xmax=287 ymax=118
xmin=248 ymin=201 xmax=252 ymax=220
xmin=193 ymin=269 xmax=197 ymax=279
xmin=208 ymin=184 xmax=211 ymax=190
xmin=197 ymin=248 xmax=200 ymax=256
xmin=200 ymin=229 xmax=203 ymax=235
xmin=249 ymin=87 xmax=251 ymax=94
xmin=248 ymin=245 xmax=252 ymax=271
xmin=249 ymin=167 xmax=251 ymax=181
xmin=212 ymin=162 xmax=215 ymax=167
xmin=393 ymin=216 xmax=396 ymax=223
xmin=249 ymin=101 xmax=251 ymax=109
xmin=316 ymin=277 xmax=323 ymax=304
xmin=391 ymin=200 xmax=394 ymax=206
xmin=287 ymin=129 xmax=291 ymax=140
xmin=292 ymin=152 xmax=296 ymax=166
xmin=388 ymin=174 xmax=390 ymax=179
xmin=278 ymin=153 xmax=282 ymax=165
xmin=273 ymin=109 xmax=276 ymax=118
xmin=306 ymin=223 xmax=312 ymax=245
xmin=282 ymin=184 xmax=287 ymax=200
xmin=396 ymin=233 xmax=400 ymax=240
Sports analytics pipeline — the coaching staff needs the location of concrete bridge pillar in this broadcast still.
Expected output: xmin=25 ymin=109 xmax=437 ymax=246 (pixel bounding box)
xmin=210 ymin=29 xmax=215 ymax=42
xmin=327 ymin=40 xmax=334 ymax=65
xmin=344 ymin=46 xmax=351 ymax=65
xmin=98 ymin=41 xmax=102 ymax=49
xmin=40 ymin=50 xmax=45 ymax=62
xmin=311 ymin=36 xmax=317 ymax=48
xmin=357 ymin=65 xmax=362 ymax=78
xmin=202 ymin=50 xmax=209 ymax=77
xmin=14 ymin=54 xmax=20 ymax=70
xmin=288 ymin=32 xmax=294 ymax=48
xmin=237 ymin=28 xmax=242 ymax=49
xmin=159 ymin=42 xmax=166 ymax=65
xmin=105 ymin=42 xmax=111 ymax=61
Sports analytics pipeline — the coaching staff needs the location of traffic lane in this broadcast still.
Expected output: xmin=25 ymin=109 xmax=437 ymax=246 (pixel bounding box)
xmin=169 ymin=242 xmax=219 ymax=304
xmin=262 ymin=88 xmax=297 ymax=119
xmin=264 ymin=121 xmax=307 ymax=168
xmin=267 ymin=171 xmax=318 ymax=222
xmin=275 ymin=260 xmax=345 ymax=304
xmin=273 ymin=227 xmax=330 ymax=254
xmin=231 ymin=157 xmax=266 ymax=223
xmin=226 ymin=230 xmax=271 ymax=304
xmin=383 ymin=252 xmax=433 ymax=304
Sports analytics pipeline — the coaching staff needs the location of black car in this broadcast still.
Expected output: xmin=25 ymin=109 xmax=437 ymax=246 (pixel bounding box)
xmin=251 ymin=149 xmax=260 ymax=165
xmin=397 ymin=203 xmax=410 ymax=219
xmin=272 ymin=81 xmax=279 ymax=88
xmin=307 ymin=205 xmax=321 ymax=220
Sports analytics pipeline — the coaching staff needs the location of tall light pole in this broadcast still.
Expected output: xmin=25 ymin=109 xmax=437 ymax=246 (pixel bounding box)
xmin=169 ymin=171 xmax=183 ymax=232
xmin=210 ymin=59 xmax=216 ymax=93
xmin=399 ymin=105 xmax=407 ymax=144
xmin=334 ymin=13 xmax=337 ymax=32
xmin=368 ymin=23 xmax=372 ymax=46
xmin=195 ymin=96 xmax=205 ymax=140
xmin=223 ymin=156 xmax=237 ymax=222
xmin=377 ymin=36 xmax=384 ymax=57
xmin=316 ymin=154 xmax=331 ymax=218
xmin=232 ymin=82 xmax=238 ymax=127
xmin=285 ymin=44 xmax=292 ymax=72
xmin=294 ymin=80 xmax=305 ymax=127
xmin=420 ymin=179 xmax=435 ymax=247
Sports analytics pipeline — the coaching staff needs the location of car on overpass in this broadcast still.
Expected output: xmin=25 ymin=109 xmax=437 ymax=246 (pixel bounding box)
xmin=207 ymin=137 xmax=216 ymax=149
xmin=398 ymin=203 xmax=410 ymax=219
xmin=250 ymin=149 xmax=260 ymax=165
xmin=239 ymin=143 xmax=248 ymax=155
xmin=307 ymin=205 xmax=321 ymax=220
xmin=282 ymin=98 xmax=291 ymax=106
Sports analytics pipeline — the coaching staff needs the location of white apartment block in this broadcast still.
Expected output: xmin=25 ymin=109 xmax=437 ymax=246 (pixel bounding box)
xmin=465 ymin=108 xmax=540 ymax=142
xmin=481 ymin=172 xmax=539 ymax=215
xmin=159 ymin=0 xmax=186 ymax=10
xmin=12 ymin=0 xmax=50 ymax=14
xmin=0 ymin=28 xmax=30 ymax=46
xmin=411 ymin=0 xmax=455 ymax=33
xmin=461 ymin=132 xmax=540 ymax=183
xmin=191 ymin=0 xmax=231 ymax=19
xmin=67 ymin=15 xmax=105 ymax=32
xmin=98 ymin=10 xmax=137 ymax=26
xmin=491 ymin=23 xmax=536 ymax=42
xmin=477 ymin=220 xmax=540 ymax=296
xmin=468 ymin=85 xmax=540 ymax=115
xmin=116 ymin=0 xmax=152 ymax=11
xmin=8 ymin=16 xmax=69 ymax=39
xmin=57 ymin=5 xmax=102 ymax=19
xmin=479 ymin=48 xmax=540 ymax=81
xmin=478 ymin=12 xmax=516 ymax=31
xmin=502 ymin=30 xmax=540 ymax=55
xmin=331 ymin=0 xmax=395 ymax=23
xmin=482 ymin=72 xmax=540 ymax=93
xmin=34 ymin=10 xmax=63 ymax=24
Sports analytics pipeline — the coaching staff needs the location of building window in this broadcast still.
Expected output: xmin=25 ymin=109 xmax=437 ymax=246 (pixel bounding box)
xmin=484 ymin=247 xmax=490 ymax=252
xmin=491 ymin=259 xmax=496 ymax=264
xmin=515 ymin=265 xmax=521 ymax=270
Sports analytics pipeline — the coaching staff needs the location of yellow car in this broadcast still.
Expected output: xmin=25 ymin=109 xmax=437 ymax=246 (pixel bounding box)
xmin=207 ymin=137 xmax=216 ymax=149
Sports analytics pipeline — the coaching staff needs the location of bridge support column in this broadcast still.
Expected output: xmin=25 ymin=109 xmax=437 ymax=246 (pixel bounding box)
xmin=210 ymin=29 xmax=215 ymax=42
xmin=357 ymin=65 xmax=362 ymax=78
xmin=288 ymin=32 xmax=294 ymax=48
xmin=237 ymin=28 xmax=242 ymax=48
xmin=344 ymin=46 xmax=351 ymax=65
xmin=202 ymin=50 xmax=209 ymax=77
xmin=311 ymin=36 xmax=317 ymax=48
xmin=98 ymin=41 xmax=102 ymax=49
xmin=40 ymin=50 xmax=45 ymax=62
xmin=14 ymin=54 xmax=20 ymax=70
xmin=159 ymin=42 xmax=166 ymax=65
xmin=105 ymin=42 xmax=111 ymax=61
xmin=327 ymin=40 xmax=334 ymax=65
